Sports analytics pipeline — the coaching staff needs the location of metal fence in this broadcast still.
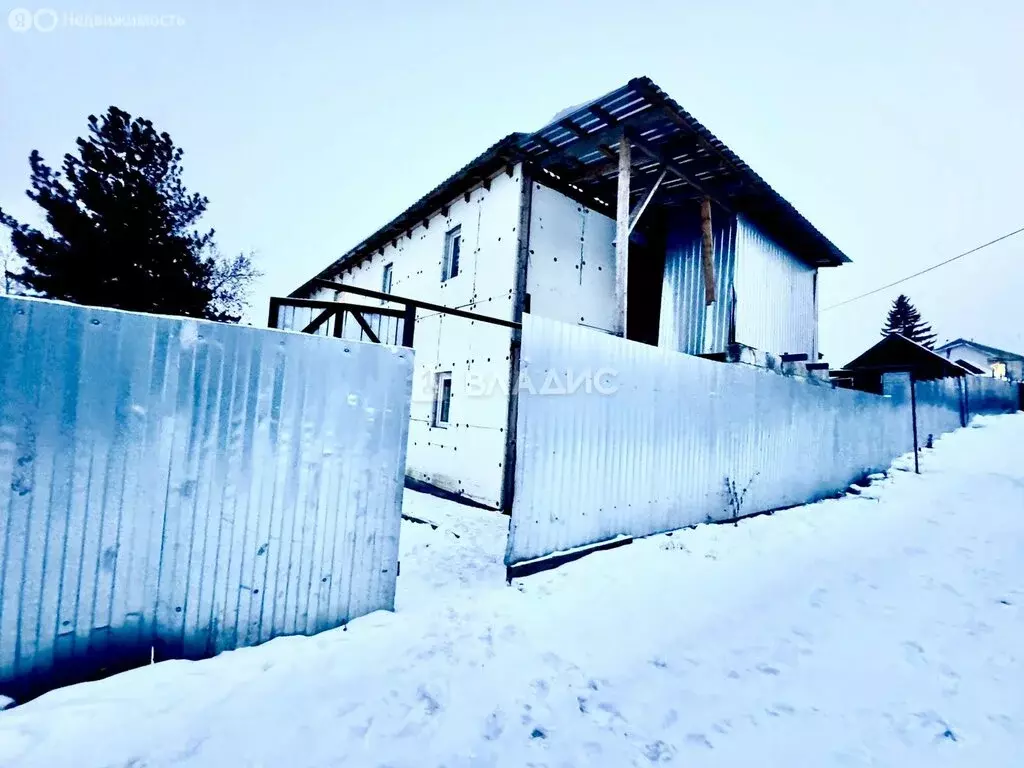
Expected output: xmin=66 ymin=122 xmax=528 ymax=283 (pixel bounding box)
xmin=506 ymin=316 xmax=1018 ymax=566
xmin=883 ymin=372 xmax=1019 ymax=447
xmin=0 ymin=296 xmax=413 ymax=700
xmin=963 ymin=375 xmax=1020 ymax=417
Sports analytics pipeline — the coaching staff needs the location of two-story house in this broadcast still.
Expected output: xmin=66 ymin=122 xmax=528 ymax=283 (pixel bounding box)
xmin=273 ymin=77 xmax=851 ymax=510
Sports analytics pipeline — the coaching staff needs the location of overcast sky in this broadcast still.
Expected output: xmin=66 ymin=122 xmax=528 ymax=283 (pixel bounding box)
xmin=2 ymin=0 xmax=1021 ymax=363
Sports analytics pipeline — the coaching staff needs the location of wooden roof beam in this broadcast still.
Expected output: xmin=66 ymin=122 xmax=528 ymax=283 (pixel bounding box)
xmin=626 ymin=130 xmax=731 ymax=213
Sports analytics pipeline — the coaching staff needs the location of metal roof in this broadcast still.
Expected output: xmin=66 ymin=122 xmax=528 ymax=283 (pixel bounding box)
xmin=292 ymin=76 xmax=850 ymax=298
xmin=843 ymin=333 xmax=973 ymax=378
xmin=936 ymin=338 xmax=1024 ymax=362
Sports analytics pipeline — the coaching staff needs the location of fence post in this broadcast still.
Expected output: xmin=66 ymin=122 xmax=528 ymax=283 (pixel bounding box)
xmin=910 ymin=376 xmax=920 ymax=474
xmin=964 ymin=375 xmax=972 ymax=424
xmin=267 ymin=297 xmax=281 ymax=329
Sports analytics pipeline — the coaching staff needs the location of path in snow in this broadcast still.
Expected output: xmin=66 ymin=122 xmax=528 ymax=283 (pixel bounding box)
xmin=0 ymin=415 xmax=1022 ymax=767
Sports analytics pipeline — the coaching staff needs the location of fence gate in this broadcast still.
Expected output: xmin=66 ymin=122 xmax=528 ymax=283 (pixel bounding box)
xmin=270 ymin=280 xmax=524 ymax=511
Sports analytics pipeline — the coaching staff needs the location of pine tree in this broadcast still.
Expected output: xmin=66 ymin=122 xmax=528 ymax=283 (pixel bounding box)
xmin=881 ymin=294 xmax=937 ymax=348
xmin=1 ymin=245 xmax=20 ymax=295
xmin=0 ymin=107 xmax=258 ymax=321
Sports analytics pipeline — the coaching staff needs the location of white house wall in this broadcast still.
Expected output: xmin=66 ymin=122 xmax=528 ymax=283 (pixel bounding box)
xmin=940 ymin=343 xmax=1023 ymax=380
xmin=733 ymin=214 xmax=818 ymax=359
xmin=294 ymin=168 xmax=524 ymax=509
xmin=526 ymin=182 xmax=618 ymax=334
xmin=941 ymin=345 xmax=992 ymax=375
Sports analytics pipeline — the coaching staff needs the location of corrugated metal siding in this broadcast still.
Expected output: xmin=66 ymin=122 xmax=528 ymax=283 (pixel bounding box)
xmin=733 ymin=215 xmax=817 ymax=358
xmin=0 ymin=296 xmax=413 ymax=699
xmin=507 ymin=315 xmax=908 ymax=565
xmin=659 ymin=208 xmax=737 ymax=355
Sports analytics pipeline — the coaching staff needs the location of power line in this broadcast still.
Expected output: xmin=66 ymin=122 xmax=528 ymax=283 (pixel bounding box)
xmin=822 ymin=226 xmax=1024 ymax=311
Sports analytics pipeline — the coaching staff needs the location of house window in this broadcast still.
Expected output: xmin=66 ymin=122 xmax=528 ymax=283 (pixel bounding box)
xmin=442 ymin=226 xmax=461 ymax=281
xmin=433 ymin=371 xmax=452 ymax=427
xmin=382 ymin=263 xmax=393 ymax=294
xmin=992 ymin=361 xmax=1007 ymax=379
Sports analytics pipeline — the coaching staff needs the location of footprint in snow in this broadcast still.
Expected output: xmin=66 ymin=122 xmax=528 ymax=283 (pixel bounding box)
xmin=685 ymin=733 xmax=713 ymax=749
xmin=482 ymin=710 xmax=504 ymax=741
xmin=643 ymin=740 xmax=677 ymax=762
xmin=902 ymin=640 xmax=926 ymax=664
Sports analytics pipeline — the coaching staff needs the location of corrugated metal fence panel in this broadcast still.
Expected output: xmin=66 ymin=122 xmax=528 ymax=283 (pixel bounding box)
xmin=0 ymin=296 xmax=412 ymax=698
xmin=966 ymin=376 xmax=1019 ymax=416
xmin=508 ymin=315 xmax=908 ymax=564
xmin=659 ymin=207 xmax=737 ymax=356
xmin=913 ymin=377 xmax=965 ymax=442
xmin=733 ymin=215 xmax=817 ymax=357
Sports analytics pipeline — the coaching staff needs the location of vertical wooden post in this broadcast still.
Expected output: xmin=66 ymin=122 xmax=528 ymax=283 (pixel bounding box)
xmin=267 ymin=297 xmax=281 ymax=329
xmin=700 ymin=197 xmax=716 ymax=305
xmin=502 ymin=165 xmax=533 ymax=515
xmin=811 ymin=270 xmax=820 ymax=362
xmin=910 ymin=376 xmax=920 ymax=474
xmin=615 ymin=133 xmax=631 ymax=338
xmin=401 ymin=302 xmax=416 ymax=348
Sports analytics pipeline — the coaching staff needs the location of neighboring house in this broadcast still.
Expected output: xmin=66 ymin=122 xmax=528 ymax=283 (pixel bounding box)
xmin=275 ymin=77 xmax=851 ymax=509
xmin=936 ymin=339 xmax=1024 ymax=381
xmin=835 ymin=333 xmax=972 ymax=394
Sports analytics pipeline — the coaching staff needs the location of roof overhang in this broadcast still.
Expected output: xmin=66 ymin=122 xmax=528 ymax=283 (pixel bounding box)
xmin=936 ymin=338 xmax=1024 ymax=363
xmin=844 ymin=333 xmax=974 ymax=379
xmin=292 ymin=76 xmax=850 ymax=298
xmin=510 ymin=77 xmax=850 ymax=269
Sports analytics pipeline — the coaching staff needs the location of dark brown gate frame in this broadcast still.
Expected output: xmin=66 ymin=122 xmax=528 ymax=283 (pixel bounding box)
xmin=268 ymin=278 xmax=526 ymax=511
xmin=269 ymin=280 xmax=522 ymax=348
xmin=267 ymin=297 xmax=409 ymax=342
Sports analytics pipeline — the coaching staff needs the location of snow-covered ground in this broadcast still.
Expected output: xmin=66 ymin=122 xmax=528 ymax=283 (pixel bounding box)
xmin=2 ymin=415 xmax=1023 ymax=767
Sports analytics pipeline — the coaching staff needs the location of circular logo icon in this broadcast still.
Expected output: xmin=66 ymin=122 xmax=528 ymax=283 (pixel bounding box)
xmin=34 ymin=8 xmax=59 ymax=32
xmin=7 ymin=7 xmax=34 ymax=32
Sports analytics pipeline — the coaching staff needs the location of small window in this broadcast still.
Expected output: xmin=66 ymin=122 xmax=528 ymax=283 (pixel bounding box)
xmin=382 ymin=263 xmax=393 ymax=294
xmin=433 ymin=371 xmax=452 ymax=427
xmin=442 ymin=226 xmax=461 ymax=281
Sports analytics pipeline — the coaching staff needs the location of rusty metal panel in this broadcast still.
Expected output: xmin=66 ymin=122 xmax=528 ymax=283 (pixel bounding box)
xmin=659 ymin=206 xmax=737 ymax=356
xmin=733 ymin=215 xmax=818 ymax=358
xmin=0 ymin=295 xmax=412 ymax=699
xmin=507 ymin=315 xmax=908 ymax=565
